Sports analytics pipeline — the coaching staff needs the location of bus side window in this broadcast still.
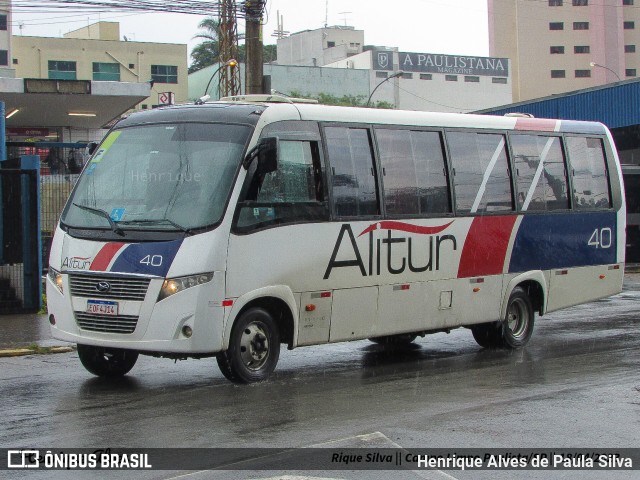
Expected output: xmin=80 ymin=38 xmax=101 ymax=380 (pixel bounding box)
xmin=376 ymin=128 xmax=451 ymax=216
xmin=510 ymin=134 xmax=569 ymax=212
xmin=447 ymin=131 xmax=513 ymax=214
xmin=566 ymin=137 xmax=612 ymax=210
xmin=325 ymin=127 xmax=380 ymax=218
xmin=235 ymin=140 xmax=328 ymax=231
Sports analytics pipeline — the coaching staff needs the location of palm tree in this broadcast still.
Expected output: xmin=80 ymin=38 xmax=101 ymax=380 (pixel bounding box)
xmin=190 ymin=18 xmax=225 ymax=74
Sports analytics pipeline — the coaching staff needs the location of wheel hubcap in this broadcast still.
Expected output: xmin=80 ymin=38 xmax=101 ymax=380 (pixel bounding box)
xmin=239 ymin=322 xmax=270 ymax=371
xmin=507 ymin=298 xmax=528 ymax=338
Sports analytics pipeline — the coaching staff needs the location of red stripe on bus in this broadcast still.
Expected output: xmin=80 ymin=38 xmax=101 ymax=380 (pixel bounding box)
xmin=90 ymin=243 xmax=125 ymax=271
xmin=515 ymin=118 xmax=558 ymax=132
xmin=457 ymin=216 xmax=517 ymax=278
xmin=358 ymin=220 xmax=454 ymax=237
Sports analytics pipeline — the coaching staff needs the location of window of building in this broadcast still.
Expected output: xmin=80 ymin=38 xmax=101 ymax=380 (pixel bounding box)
xmin=572 ymin=0 xmax=588 ymax=5
xmin=550 ymin=22 xmax=564 ymax=30
xmin=550 ymin=46 xmax=565 ymax=54
xmin=445 ymin=75 xmax=458 ymax=81
xmin=551 ymin=70 xmax=566 ymax=78
xmin=573 ymin=22 xmax=589 ymax=30
xmin=48 ymin=60 xmax=77 ymax=80
xmin=574 ymin=45 xmax=590 ymax=54
xmin=0 ymin=14 xmax=7 ymax=31
xmin=128 ymin=63 xmax=135 ymax=69
xmin=575 ymin=69 xmax=591 ymax=77
xmin=420 ymin=73 xmax=433 ymax=80
xmin=623 ymin=0 xmax=634 ymax=5
xmin=447 ymin=132 xmax=513 ymax=214
xmin=325 ymin=127 xmax=379 ymax=217
xmin=624 ymin=21 xmax=635 ymax=29
xmin=626 ymin=45 xmax=636 ymax=53
xmin=465 ymin=76 xmax=480 ymax=82
xmin=376 ymin=129 xmax=451 ymax=216
xmin=511 ymin=135 xmax=569 ymax=211
xmin=327 ymin=41 xmax=336 ymax=48
xmin=12 ymin=58 xmax=18 ymax=65
xmin=151 ymin=64 xmax=178 ymax=84
xmin=566 ymin=137 xmax=611 ymax=209
xmin=0 ymin=50 xmax=7 ymax=67
xmin=626 ymin=68 xmax=637 ymax=77
xmin=401 ymin=73 xmax=413 ymax=79
xmin=549 ymin=0 xmax=563 ymax=5
xmin=93 ymin=62 xmax=120 ymax=81
xmin=492 ymin=77 xmax=508 ymax=84
xmin=376 ymin=71 xmax=388 ymax=78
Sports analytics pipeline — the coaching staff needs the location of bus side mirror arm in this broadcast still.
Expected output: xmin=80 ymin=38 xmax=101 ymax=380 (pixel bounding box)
xmin=243 ymin=137 xmax=278 ymax=175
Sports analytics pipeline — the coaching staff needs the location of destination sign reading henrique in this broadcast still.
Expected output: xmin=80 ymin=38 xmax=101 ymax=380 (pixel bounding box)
xmin=374 ymin=50 xmax=509 ymax=77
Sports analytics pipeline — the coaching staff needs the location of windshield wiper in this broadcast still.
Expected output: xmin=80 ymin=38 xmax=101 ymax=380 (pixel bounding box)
xmin=73 ymin=203 xmax=124 ymax=236
xmin=117 ymin=219 xmax=190 ymax=234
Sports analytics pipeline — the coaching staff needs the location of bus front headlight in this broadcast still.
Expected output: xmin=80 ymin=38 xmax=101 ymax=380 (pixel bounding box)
xmin=158 ymin=273 xmax=214 ymax=301
xmin=48 ymin=268 xmax=64 ymax=294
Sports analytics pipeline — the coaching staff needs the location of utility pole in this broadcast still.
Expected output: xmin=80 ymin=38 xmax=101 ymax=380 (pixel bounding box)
xmin=218 ymin=0 xmax=241 ymax=97
xmin=243 ymin=1 xmax=266 ymax=94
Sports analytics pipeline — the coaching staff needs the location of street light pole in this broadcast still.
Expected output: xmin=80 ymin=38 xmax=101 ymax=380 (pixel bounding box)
xmin=590 ymin=62 xmax=621 ymax=82
xmin=366 ymin=71 xmax=403 ymax=107
xmin=203 ymin=59 xmax=239 ymax=99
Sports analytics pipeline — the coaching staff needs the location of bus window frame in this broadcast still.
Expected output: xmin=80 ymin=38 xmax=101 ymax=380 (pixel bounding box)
xmin=320 ymin=122 xmax=383 ymax=222
xmin=443 ymin=127 xmax=516 ymax=216
xmin=563 ymin=133 xmax=615 ymax=212
xmin=505 ymin=131 xmax=571 ymax=214
xmin=371 ymin=125 xmax=454 ymax=220
xmin=231 ymin=120 xmax=331 ymax=235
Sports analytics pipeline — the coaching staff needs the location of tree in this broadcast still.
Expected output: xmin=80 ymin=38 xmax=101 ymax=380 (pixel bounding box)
xmin=189 ymin=17 xmax=277 ymax=74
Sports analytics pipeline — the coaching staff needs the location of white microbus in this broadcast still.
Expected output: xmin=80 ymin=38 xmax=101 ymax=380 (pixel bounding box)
xmin=46 ymin=97 xmax=625 ymax=383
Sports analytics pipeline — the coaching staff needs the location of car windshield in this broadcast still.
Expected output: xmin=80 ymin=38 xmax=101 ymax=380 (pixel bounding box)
xmin=61 ymin=122 xmax=251 ymax=233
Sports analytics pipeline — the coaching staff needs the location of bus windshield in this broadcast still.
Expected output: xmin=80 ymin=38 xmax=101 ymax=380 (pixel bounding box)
xmin=61 ymin=122 xmax=251 ymax=233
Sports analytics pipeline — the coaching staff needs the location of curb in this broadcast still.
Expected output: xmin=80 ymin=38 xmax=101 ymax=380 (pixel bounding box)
xmin=0 ymin=346 xmax=75 ymax=358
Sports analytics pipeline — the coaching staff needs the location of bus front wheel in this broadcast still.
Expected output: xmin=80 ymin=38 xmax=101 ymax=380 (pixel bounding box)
xmin=471 ymin=287 xmax=534 ymax=349
xmin=217 ymin=307 xmax=280 ymax=384
xmin=77 ymin=344 xmax=138 ymax=377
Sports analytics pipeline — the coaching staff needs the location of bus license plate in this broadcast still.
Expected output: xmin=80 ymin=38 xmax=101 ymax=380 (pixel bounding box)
xmin=86 ymin=300 xmax=118 ymax=316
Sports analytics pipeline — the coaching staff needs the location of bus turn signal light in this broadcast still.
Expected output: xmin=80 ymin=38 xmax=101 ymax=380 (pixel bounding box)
xmin=305 ymin=304 xmax=316 ymax=312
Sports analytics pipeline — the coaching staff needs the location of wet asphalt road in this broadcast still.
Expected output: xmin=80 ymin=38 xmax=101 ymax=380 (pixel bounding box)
xmin=2 ymin=276 xmax=640 ymax=480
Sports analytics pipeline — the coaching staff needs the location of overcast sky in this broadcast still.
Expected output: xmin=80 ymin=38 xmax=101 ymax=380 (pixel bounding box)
xmin=11 ymin=0 xmax=490 ymax=63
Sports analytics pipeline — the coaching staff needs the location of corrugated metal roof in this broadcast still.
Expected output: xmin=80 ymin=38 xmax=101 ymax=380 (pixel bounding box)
xmin=474 ymin=78 xmax=640 ymax=129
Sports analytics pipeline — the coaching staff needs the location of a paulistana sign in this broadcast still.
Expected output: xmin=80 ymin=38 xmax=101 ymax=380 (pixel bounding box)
xmin=374 ymin=50 xmax=509 ymax=77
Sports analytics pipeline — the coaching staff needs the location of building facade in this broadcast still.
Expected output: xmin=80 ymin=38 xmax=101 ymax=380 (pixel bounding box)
xmin=489 ymin=0 xmax=640 ymax=102
xmin=12 ymin=22 xmax=187 ymax=113
xmin=0 ymin=0 xmax=11 ymax=78
xmin=272 ymin=26 xmax=512 ymax=113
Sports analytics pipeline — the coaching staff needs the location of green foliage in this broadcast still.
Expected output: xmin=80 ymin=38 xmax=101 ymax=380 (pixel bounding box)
xmin=288 ymin=91 xmax=394 ymax=109
xmin=38 ymin=293 xmax=47 ymax=314
xmin=189 ymin=16 xmax=277 ymax=74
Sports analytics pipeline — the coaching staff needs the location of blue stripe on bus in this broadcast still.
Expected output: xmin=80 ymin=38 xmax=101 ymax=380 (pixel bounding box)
xmin=110 ymin=239 xmax=183 ymax=277
xmin=508 ymin=212 xmax=617 ymax=273
xmin=559 ymin=121 xmax=607 ymax=135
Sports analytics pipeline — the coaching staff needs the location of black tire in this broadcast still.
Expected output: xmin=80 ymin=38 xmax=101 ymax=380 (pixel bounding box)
xmin=471 ymin=322 xmax=502 ymax=348
xmin=369 ymin=333 xmax=418 ymax=346
xmin=77 ymin=344 xmax=138 ymax=377
xmin=471 ymin=287 xmax=534 ymax=349
xmin=501 ymin=286 xmax=535 ymax=348
xmin=216 ymin=307 xmax=280 ymax=384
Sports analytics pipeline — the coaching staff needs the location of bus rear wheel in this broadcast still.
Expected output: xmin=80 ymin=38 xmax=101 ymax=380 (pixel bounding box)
xmin=471 ymin=287 xmax=534 ymax=349
xmin=217 ymin=307 xmax=280 ymax=384
xmin=77 ymin=344 xmax=138 ymax=377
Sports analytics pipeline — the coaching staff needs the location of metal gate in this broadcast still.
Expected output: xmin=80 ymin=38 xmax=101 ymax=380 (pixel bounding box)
xmin=0 ymin=169 xmax=41 ymax=313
